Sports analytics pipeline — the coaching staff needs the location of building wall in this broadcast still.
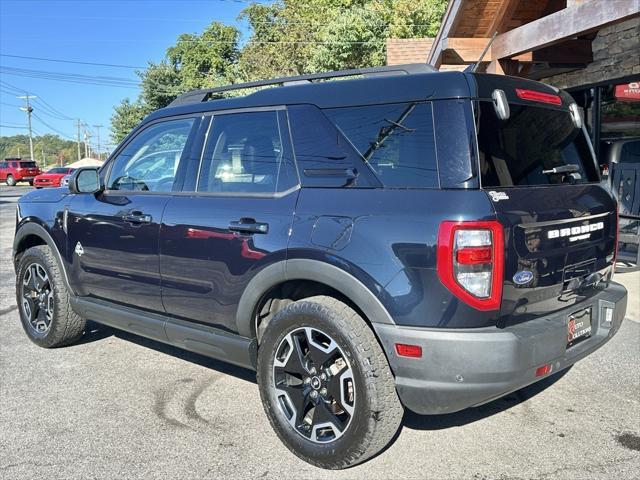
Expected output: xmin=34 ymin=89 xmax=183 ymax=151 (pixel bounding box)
xmin=541 ymin=17 xmax=640 ymax=89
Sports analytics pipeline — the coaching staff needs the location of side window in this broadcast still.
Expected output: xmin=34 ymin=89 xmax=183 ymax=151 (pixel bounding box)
xmin=0 ymin=162 xmax=6 ymax=169
xmin=197 ymin=110 xmax=297 ymax=194
xmin=324 ymin=102 xmax=438 ymax=189
xmin=287 ymin=105 xmax=376 ymax=188
xmin=107 ymin=118 xmax=195 ymax=192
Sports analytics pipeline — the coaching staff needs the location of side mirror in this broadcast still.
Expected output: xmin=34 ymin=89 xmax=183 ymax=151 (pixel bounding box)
xmin=70 ymin=168 xmax=102 ymax=194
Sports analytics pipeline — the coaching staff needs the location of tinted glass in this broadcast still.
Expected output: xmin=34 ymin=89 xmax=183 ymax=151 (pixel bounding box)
xmin=620 ymin=140 xmax=640 ymax=163
xmin=19 ymin=161 xmax=37 ymax=168
xmin=197 ymin=111 xmax=296 ymax=194
xmin=476 ymin=101 xmax=598 ymax=187
xmin=47 ymin=167 xmax=69 ymax=174
xmin=108 ymin=118 xmax=194 ymax=192
xmin=324 ymin=102 xmax=438 ymax=188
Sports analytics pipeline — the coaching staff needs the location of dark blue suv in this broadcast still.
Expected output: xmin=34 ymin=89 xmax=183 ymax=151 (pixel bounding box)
xmin=13 ymin=64 xmax=627 ymax=468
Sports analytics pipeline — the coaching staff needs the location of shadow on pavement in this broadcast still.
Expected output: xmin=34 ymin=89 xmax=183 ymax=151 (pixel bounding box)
xmin=74 ymin=320 xmax=257 ymax=384
xmin=402 ymin=367 xmax=572 ymax=431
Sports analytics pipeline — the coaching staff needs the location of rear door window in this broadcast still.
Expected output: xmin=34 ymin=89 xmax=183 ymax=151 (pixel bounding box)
xmin=324 ymin=102 xmax=438 ymax=188
xmin=476 ymin=101 xmax=599 ymax=187
xmin=197 ymin=110 xmax=298 ymax=194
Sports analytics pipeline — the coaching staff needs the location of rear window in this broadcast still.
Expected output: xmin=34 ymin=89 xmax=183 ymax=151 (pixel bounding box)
xmin=19 ymin=161 xmax=37 ymax=168
xmin=47 ymin=167 xmax=69 ymax=174
xmin=476 ymin=101 xmax=599 ymax=187
xmin=324 ymin=102 xmax=438 ymax=188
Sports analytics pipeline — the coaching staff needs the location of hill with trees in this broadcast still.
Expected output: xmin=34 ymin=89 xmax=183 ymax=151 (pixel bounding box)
xmin=110 ymin=0 xmax=446 ymax=142
xmin=0 ymin=134 xmax=79 ymax=168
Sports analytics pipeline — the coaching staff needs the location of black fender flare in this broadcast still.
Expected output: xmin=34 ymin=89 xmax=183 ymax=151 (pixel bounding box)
xmin=13 ymin=222 xmax=76 ymax=295
xmin=235 ymin=258 xmax=395 ymax=338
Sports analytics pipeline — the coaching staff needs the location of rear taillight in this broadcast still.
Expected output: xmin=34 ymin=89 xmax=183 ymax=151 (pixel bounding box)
xmin=437 ymin=221 xmax=504 ymax=311
xmin=515 ymin=88 xmax=562 ymax=105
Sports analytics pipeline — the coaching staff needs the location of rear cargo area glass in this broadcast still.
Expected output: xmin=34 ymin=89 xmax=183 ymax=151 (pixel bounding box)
xmin=476 ymin=101 xmax=598 ymax=187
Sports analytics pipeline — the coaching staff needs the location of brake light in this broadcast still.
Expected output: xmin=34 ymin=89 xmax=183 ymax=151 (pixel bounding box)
xmin=437 ymin=220 xmax=504 ymax=311
xmin=515 ymin=88 xmax=562 ymax=105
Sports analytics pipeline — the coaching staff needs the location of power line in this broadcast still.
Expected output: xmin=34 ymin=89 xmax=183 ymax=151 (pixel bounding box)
xmin=32 ymin=114 xmax=75 ymax=140
xmin=0 ymin=53 xmax=146 ymax=70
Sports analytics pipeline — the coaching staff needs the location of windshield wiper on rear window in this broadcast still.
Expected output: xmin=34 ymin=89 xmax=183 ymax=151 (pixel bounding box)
xmin=542 ymin=164 xmax=580 ymax=175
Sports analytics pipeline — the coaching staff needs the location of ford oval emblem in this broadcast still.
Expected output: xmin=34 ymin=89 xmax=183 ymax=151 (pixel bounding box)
xmin=513 ymin=270 xmax=534 ymax=285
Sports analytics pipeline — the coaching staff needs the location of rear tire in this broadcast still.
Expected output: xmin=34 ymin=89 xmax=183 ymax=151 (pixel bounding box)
xmin=15 ymin=245 xmax=86 ymax=347
xmin=257 ymin=295 xmax=403 ymax=469
xmin=6 ymin=174 xmax=16 ymax=186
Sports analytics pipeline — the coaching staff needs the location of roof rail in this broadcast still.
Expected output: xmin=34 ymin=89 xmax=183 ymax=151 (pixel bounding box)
xmin=169 ymin=63 xmax=435 ymax=107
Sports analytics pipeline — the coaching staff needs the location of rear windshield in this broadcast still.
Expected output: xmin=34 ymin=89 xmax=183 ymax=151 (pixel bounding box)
xmin=476 ymin=101 xmax=599 ymax=187
xmin=19 ymin=161 xmax=37 ymax=168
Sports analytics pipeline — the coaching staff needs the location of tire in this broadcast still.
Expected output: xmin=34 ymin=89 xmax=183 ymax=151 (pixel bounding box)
xmin=28 ymin=180 xmax=34 ymax=186
xmin=6 ymin=174 xmax=16 ymax=186
xmin=15 ymin=245 xmax=86 ymax=348
xmin=257 ymin=295 xmax=403 ymax=469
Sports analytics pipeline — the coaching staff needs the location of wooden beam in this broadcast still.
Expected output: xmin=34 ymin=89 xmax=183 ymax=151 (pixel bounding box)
xmin=485 ymin=0 xmax=520 ymax=36
xmin=491 ymin=0 xmax=640 ymax=60
xmin=442 ymin=38 xmax=592 ymax=64
xmin=427 ymin=0 xmax=467 ymax=67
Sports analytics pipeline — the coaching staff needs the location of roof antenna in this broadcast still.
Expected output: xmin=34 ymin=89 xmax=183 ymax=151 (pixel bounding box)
xmin=467 ymin=31 xmax=498 ymax=73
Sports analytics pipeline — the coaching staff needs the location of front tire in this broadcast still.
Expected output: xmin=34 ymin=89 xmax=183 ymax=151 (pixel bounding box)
xmin=6 ymin=174 xmax=16 ymax=186
xmin=257 ymin=295 xmax=403 ymax=469
xmin=16 ymin=245 xmax=86 ymax=347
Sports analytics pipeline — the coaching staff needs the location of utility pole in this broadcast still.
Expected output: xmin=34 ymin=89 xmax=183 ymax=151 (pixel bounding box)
xmin=75 ymin=119 xmax=82 ymax=160
xmin=18 ymin=94 xmax=36 ymax=161
xmin=41 ymin=145 xmax=46 ymax=170
xmin=93 ymin=124 xmax=103 ymax=161
xmin=83 ymin=127 xmax=91 ymax=158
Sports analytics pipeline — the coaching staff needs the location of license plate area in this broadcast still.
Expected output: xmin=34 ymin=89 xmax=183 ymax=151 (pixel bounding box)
xmin=567 ymin=307 xmax=592 ymax=347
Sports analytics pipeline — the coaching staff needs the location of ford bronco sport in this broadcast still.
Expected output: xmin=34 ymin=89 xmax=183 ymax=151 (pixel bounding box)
xmin=13 ymin=64 xmax=627 ymax=469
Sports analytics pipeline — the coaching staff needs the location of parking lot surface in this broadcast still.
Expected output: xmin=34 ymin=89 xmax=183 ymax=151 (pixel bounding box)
xmin=1 ymin=185 xmax=639 ymax=479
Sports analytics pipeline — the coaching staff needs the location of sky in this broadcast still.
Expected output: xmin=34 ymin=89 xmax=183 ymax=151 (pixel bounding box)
xmin=0 ymin=0 xmax=264 ymax=152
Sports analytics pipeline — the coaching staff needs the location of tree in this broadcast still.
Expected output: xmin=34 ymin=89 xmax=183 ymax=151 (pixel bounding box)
xmin=110 ymin=1 xmax=447 ymax=141
xmin=167 ymin=22 xmax=240 ymax=90
xmin=110 ymin=98 xmax=148 ymax=143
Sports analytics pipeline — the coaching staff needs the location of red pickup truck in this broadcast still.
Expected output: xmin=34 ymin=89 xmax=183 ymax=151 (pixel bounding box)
xmin=0 ymin=159 xmax=41 ymax=186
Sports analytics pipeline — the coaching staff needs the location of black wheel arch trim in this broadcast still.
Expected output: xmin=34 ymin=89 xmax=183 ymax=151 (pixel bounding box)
xmin=13 ymin=222 xmax=76 ymax=295
xmin=235 ymin=258 xmax=395 ymax=339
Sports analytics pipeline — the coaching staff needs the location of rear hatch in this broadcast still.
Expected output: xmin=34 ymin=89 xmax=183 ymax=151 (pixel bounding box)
xmin=472 ymin=74 xmax=617 ymax=321
xmin=18 ymin=161 xmax=40 ymax=177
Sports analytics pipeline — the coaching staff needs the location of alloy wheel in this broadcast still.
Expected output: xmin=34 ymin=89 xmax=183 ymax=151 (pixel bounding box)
xmin=272 ymin=327 xmax=355 ymax=443
xmin=21 ymin=263 xmax=54 ymax=335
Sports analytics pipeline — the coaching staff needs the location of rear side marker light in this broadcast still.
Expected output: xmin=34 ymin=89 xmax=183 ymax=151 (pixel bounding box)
xmin=515 ymin=88 xmax=562 ymax=105
xmin=437 ymin=220 xmax=504 ymax=311
xmin=535 ymin=364 xmax=552 ymax=377
xmin=395 ymin=344 xmax=422 ymax=358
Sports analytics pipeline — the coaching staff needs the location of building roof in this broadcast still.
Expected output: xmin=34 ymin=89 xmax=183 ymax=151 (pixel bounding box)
xmin=386 ymin=38 xmax=434 ymax=65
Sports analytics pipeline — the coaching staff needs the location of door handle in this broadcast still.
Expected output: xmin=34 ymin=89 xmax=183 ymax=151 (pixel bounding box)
xmin=229 ymin=218 xmax=269 ymax=234
xmin=123 ymin=212 xmax=152 ymax=224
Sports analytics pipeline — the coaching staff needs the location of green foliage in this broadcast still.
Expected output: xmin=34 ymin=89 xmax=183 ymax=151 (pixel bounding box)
xmin=110 ymin=0 xmax=446 ymax=143
xmin=110 ymin=98 xmax=149 ymax=144
xmin=0 ymin=133 xmax=79 ymax=168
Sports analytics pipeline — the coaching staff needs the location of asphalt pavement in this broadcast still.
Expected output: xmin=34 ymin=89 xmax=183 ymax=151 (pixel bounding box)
xmin=1 ymin=185 xmax=639 ymax=480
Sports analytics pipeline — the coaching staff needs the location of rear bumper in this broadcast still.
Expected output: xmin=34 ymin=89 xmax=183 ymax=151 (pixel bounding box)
xmin=373 ymin=281 xmax=627 ymax=415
